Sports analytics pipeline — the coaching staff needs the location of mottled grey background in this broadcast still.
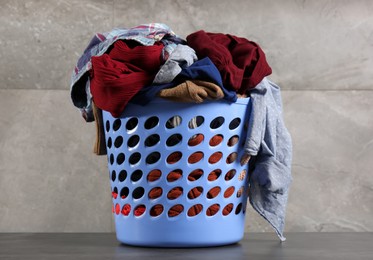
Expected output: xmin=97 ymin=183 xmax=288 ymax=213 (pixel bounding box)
xmin=0 ymin=0 xmax=372 ymax=236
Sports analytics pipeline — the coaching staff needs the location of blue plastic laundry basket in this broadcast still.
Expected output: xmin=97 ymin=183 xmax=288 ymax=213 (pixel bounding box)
xmin=103 ymin=97 xmax=251 ymax=247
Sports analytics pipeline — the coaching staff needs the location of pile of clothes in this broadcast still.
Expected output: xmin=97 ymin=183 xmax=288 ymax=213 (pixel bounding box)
xmin=70 ymin=23 xmax=292 ymax=241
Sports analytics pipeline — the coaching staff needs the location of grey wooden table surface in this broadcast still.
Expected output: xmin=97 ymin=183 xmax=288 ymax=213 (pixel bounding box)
xmin=0 ymin=233 xmax=372 ymax=260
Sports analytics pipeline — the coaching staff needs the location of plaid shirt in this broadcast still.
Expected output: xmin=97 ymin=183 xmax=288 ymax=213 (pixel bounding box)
xmin=70 ymin=23 xmax=185 ymax=121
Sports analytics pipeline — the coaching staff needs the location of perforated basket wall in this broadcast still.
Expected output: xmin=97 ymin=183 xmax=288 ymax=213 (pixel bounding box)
xmin=103 ymin=98 xmax=251 ymax=247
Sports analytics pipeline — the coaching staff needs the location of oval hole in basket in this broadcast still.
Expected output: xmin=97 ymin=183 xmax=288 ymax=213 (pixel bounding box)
xmin=239 ymin=169 xmax=247 ymax=181
xmin=166 ymin=151 xmax=182 ymax=164
xmin=208 ymin=152 xmax=222 ymax=164
xmin=188 ymin=169 xmax=203 ymax=181
xmin=224 ymin=169 xmax=236 ymax=181
xmin=129 ymin=152 xmax=141 ymax=165
xmin=150 ymin=204 xmax=164 ymax=217
xmin=188 ymin=134 xmax=204 ymax=146
xmin=207 ymin=186 xmax=221 ymax=199
xmin=113 ymin=119 xmax=121 ymax=131
xmin=222 ymin=203 xmax=234 ymax=216
xmin=209 ymin=134 xmax=223 ymax=147
xmin=224 ymin=186 xmax=235 ymax=198
xmin=147 ymin=169 xmax=161 ymax=182
xmin=114 ymin=203 xmax=120 ymax=215
xmin=166 ymin=134 xmax=182 ymax=147
xmin=127 ymin=135 xmax=140 ymax=148
xmin=206 ymin=204 xmax=220 ymax=216
xmin=210 ymin=116 xmax=225 ymax=129
xmin=227 ymin=135 xmax=239 ymax=147
xmin=187 ymin=204 xmax=203 ymax=217
xmin=116 ymin=153 xmax=125 ymax=165
xmin=208 ymin=169 xmax=222 ymax=181
xmin=168 ymin=204 xmax=184 ymax=217
xmin=148 ymin=187 xmax=163 ymax=200
xmin=107 ymin=137 xmax=112 ymax=149
xmin=144 ymin=134 xmax=160 ymax=147
xmin=111 ymin=170 xmax=116 ymax=182
xmin=235 ymin=203 xmax=243 ymax=215
xmin=167 ymin=187 xmax=183 ymax=200
xmin=226 ymin=152 xmax=237 ymax=164
xmin=121 ymin=204 xmax=131 ymax=216
xmin=188 ymin=152 xmax=203 ymax=164
xmin=167 ymin=169 xmax=183 ymax=182
xmin=118 ymin=170 xmax=127 ymax=182
xmin=187 ymin=186 xmax=203 ymax=199
xmin=112 ymin=187 xmax=118 ymax=199
xmin=236 ymin=186 xmax=244 ymax=198
xmin=229 ymin=117 xmax=241 ymax=130
xmin=120 ymin=187 xmax=129 ymax=199
xmin=188 ymin=116 xmax=204 ymax=129
xmin=146 ymin=152 xmax=161 ymax=164
xmin=166 ymin=116 xmax=182 ymax=129
xmin=126 ymin=117 xmax=138 ymax=131
xmin=134 ymin=205 xmax=146 ymax=217
xmin=114 ymin=136 xmax=123 ymax=148
xmin=130 ymin=170 xmax=143 ymax=182
xmin=132 ymin=187 xmax=145 ymax=199
xmin=109 ymin=153 xmax=114 ymax=165
xmin=144 ymin=116 xmax=159 ymax=130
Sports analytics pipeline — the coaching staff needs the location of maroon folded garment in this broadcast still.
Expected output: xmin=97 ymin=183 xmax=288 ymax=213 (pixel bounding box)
xmin=108 ymin=40 xmax=163 ymax=72
xmin=186 ymin=30 xmax=272 ymax=93
xmin=90 ymin=40 xmax=163 ymax=117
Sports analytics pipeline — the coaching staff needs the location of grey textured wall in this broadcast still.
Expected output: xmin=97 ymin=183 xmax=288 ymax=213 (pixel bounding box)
xmin=0 ymin=0 xmax=372 ymax=235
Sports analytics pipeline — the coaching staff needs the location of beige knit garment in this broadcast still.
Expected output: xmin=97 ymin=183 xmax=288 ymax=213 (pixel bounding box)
xmin=158 ymin=80 xmax=224 ymax=103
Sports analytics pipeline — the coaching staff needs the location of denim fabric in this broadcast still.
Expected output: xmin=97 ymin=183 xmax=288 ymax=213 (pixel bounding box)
xmin=70 ymin=23 xmax=185 ymax=121
xmin=153 ymin=44 xmax=197 ymax=84
xmin=244 ymin=78 xmax=292 ymax=241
